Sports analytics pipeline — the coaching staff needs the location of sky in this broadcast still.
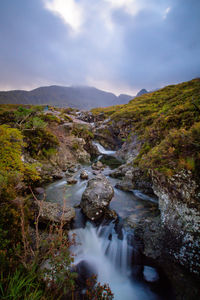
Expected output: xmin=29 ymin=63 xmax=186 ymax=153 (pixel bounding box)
xmin=0 ymin=0 xmax=200 ymax=95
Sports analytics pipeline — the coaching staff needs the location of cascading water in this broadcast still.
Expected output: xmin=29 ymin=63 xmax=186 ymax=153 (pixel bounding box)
xmin=93 ymin=142 xmax=116 ymax=156
xmin=45 ymin=142 xmax=173 ymax=300
xmin=70 ymin=222 xmax=161 ymax=300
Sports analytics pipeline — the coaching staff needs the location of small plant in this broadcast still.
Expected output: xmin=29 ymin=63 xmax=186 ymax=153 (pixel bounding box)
xmin=85 ymin=275 xmax=114 ymax=300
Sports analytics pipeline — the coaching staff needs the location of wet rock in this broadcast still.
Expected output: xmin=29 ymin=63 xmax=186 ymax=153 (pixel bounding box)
xmin=52 ymin=172 xmax=65 ymax=180
xmin=109 ymin=168 xmax=124 ymax=178
xmin=80 ymin=174 xmax=114 ymax=220
xmin=93 ymin=170 xmax=101 ymax=175
xmin=113 ymin=165 xmax=154 ymax=194
xmin=133 ymin=216 xmax=164 ymax=260
xmin=116 ymin=134 xmax=141 ymax=163
xmin=67 ymin=178 xmax=78 ymax=185
xmin=91 ymin=161 xmax=104 ymax=170
xmin=75 ymin=260 xmax=97 ymax=288
xmin=68 ymin=164 xmax=81 ymax=173
xmin=80 ymin=170 xmax=89 ymax=180
xmin=104 ymin=209 xmax=118 ymax=220
xmin=35 ymin=201 xmax=75 ymax=225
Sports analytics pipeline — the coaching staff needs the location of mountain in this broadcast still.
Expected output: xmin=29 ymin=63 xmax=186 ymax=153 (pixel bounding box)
xmin=136 ymin=88 xmax=148 ymax=97
xmin=118 ymin=94 xmax=134 ymax=102
xmin=0 ymin=85 xmax=133 ymax=109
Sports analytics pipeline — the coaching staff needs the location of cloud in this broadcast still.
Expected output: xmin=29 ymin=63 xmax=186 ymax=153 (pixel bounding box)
xmin=0 ymin=0 xmax=199 ymax=95
xmin=105 ymin=0 xmax=141 ymax=16
xmin=44 ymin=0 xmax=83 ymax=33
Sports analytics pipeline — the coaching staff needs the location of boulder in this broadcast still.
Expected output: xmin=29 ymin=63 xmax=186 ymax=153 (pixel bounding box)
xmin=80 ymin=170 xmax=89 ymax=180
xmin=35 ymin=201 xmax=75 ymax=225
xmin=67 ymin=178 xmax=78 ymax=185
xmin=80 ymin=174 xmax=114 ymax=220
xmin=91 ymin=161 xmax=104 ymax=170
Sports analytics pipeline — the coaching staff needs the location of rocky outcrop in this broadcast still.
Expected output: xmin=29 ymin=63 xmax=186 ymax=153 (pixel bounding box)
xmin=93 ymin=119 xmax=122 ymax=150
xmin=151 ymin=170 xmax=200 ymax=275
xmin=115 ymin=135 xmax=141 ymax=163
xmin=70 ymin=137 xmax=90 ymax=163
xmin=80 ymin=174 xmax=114 ymax=220
xmin=111 ymin=165 xmax=154 ymax=195
xmin=34 ymin=201 xmax=75 ymax=225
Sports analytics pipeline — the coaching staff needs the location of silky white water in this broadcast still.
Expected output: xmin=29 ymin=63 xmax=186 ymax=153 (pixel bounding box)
xmin=70 ymin=222 xmax=160 ymax=300
xmin=93 ymin=142 xmax=116 ymax=155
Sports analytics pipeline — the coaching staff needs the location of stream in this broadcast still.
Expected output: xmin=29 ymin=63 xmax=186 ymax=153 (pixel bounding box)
xmin=45 ymin=143 xmax=174 ymax=300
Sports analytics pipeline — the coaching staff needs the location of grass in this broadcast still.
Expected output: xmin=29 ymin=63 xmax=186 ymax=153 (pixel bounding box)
xmin=91 ymin=78 xmax=200 ymax=177
xmin=0 ymin=268 xmax=45 ymax=300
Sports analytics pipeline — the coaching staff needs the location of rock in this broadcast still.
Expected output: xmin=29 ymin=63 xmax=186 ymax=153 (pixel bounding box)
xmin=115 ymin=170 xmax=133 ymax=191
xmin=35 ymin=201 xmax=75 ymax=225
xmin=91 ymin=161 xmax=104 ymax=170
xmin=134 ymin=216 xmax=164 ymax=260
xmin=52 ymin=172 xmax=64 ymax=180
xmin=67 ymin=178 xmax=78 ymax=185
xmin=80 ymin=174 xmax=114 ymax=220
xmin=109 ymin=168 xmax=123 ymax=178
xmin=151 ymin=169 xmax=200 ymax=275
xmin=75 ymin=260 xmax=97 ymax=288
xmin=104 ymin=209 xmax=118 ymax=220
xmin=72 ymin=137 xmax=91 ymax=163
xmin=80 ymin=170 xmax=89 ymax=180
xmin=114 ymin=165 xmax=154 ymax=194
xmin=115 ymin=134 xmax=141 ymax=163
xmin=68 ymin=164 xmax=81 ymax=173
xmin=93 ymin=170 xmax=101 ymax=175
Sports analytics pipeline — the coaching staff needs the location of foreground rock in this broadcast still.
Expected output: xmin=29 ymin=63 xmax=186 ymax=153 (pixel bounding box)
xmin=80 ymin=174 xmax=114 ymax=220
xmin=35 ymin=201 xmax=75 ymax=225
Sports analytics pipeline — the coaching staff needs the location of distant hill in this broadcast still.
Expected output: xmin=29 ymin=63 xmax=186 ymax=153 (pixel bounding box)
xmin=0 ymin=85 xmax=133 ymax=109
xmin=118 ymin=94 xmax=133 ymax=102
xmin=136 ymin=88 xmax=148 ymax=97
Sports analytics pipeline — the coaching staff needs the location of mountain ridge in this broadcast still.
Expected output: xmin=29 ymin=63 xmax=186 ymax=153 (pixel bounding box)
xmin=0 ymin=85 xmax=133 ymax=109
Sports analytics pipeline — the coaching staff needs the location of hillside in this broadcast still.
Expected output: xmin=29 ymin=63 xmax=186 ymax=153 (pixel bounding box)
xmin=92 ymin=78 xmax=200 ymax=177
xmin=0 ymin=85 xmax=133 ymax=109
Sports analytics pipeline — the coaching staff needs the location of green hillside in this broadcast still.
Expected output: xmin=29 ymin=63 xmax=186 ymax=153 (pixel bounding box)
xmin=92 ymin=78 xmax=200 ymax=177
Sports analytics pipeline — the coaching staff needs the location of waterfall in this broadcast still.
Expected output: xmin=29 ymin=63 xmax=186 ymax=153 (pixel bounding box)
xmin=93 ymin=142 xmax=116 ymax=155
xmin=70 ymin=222 xmax=159 ymax=300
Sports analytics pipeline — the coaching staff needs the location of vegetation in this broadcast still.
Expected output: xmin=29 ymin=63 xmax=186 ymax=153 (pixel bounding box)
xmin=71 ymin=124 xmax=94 ymax=142
xmin=92 ymin=78 xmax=200 ymax=176
xmin=0 ymin=103 xmax=113 ymax=299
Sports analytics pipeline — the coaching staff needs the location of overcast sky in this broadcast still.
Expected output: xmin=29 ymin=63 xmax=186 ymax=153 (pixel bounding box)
xmin=0 ymin=0 xmax=199 ymax=95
